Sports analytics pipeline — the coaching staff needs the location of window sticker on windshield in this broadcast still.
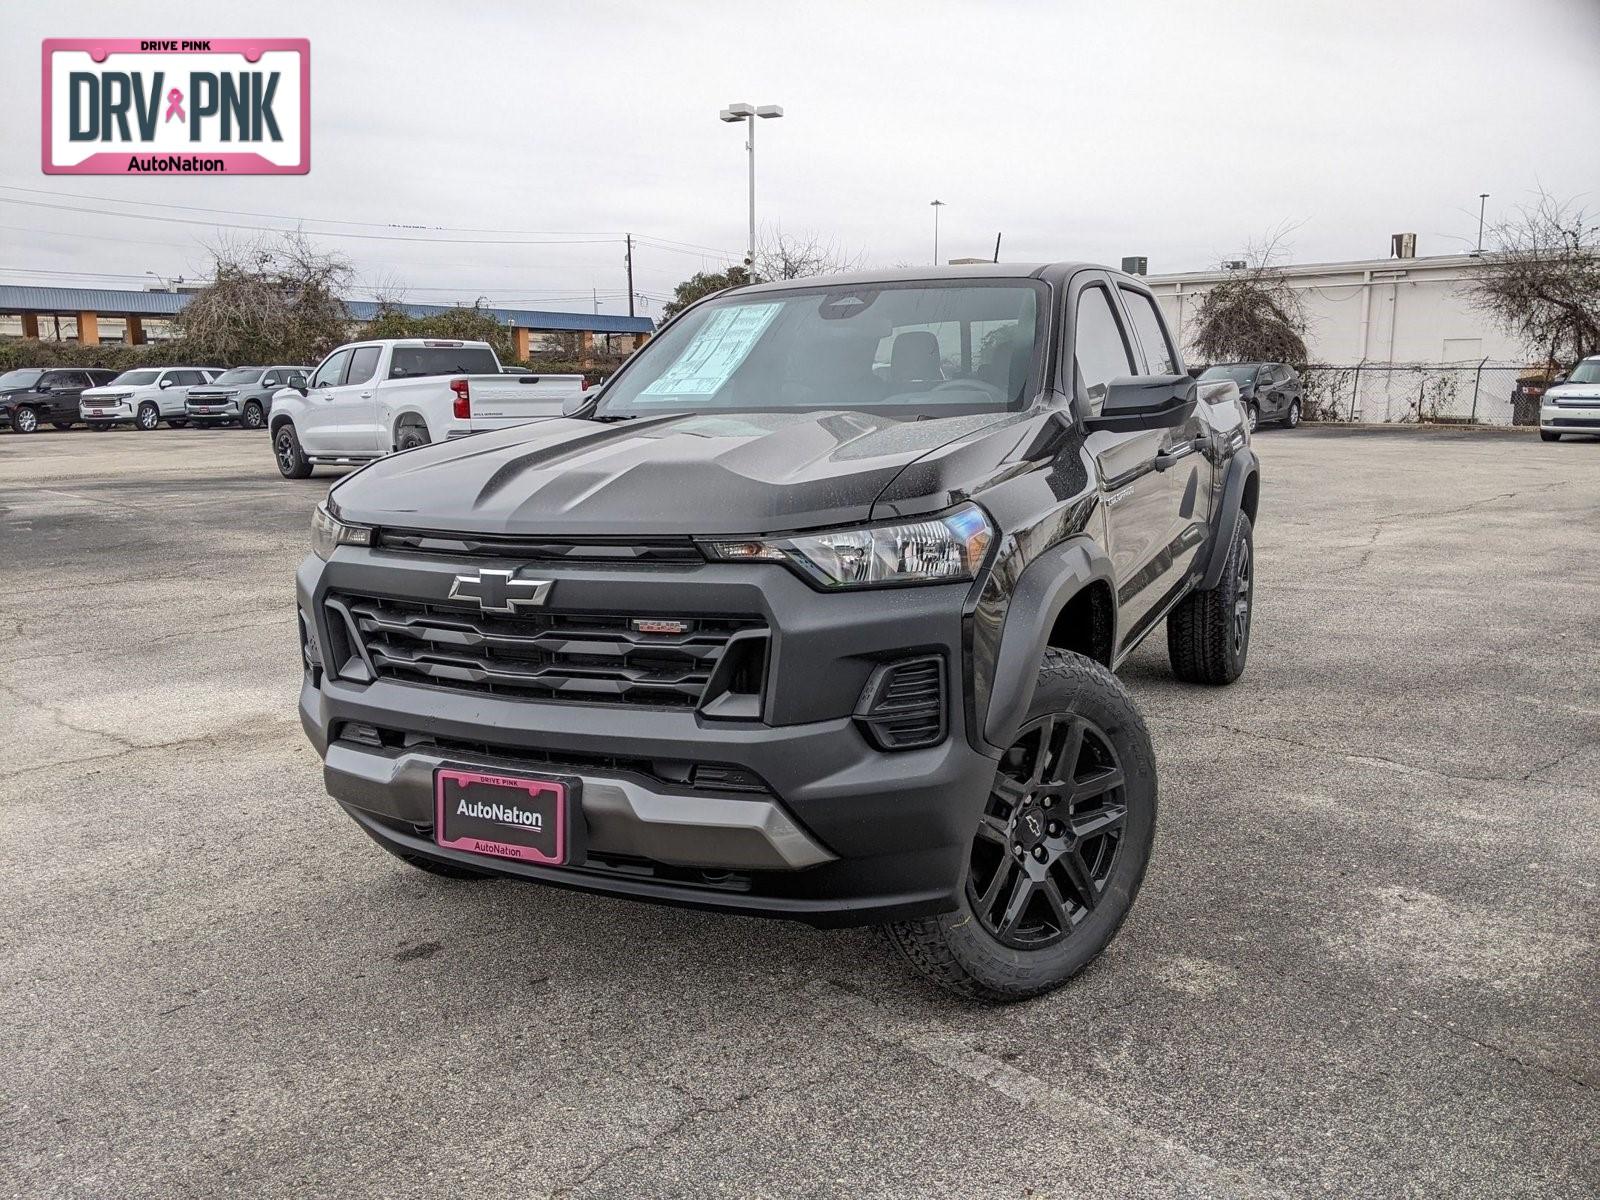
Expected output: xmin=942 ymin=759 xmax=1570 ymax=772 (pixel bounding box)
xmin=639 ymin=303 xmax=782 ymax=399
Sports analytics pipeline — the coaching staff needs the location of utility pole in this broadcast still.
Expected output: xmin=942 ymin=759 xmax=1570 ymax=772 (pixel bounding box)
xmin=1476 ymin=193 xmax=1490 ymax=254
xmin=625 ymin=233 xmax=635 ymax=318
xmin=993 ymin=232 xmax=1002 ymax=263
xmin=592 ymin=288 xmax=599 ymax=315
xmin=930 ymin=200 xmax=945 ymax=265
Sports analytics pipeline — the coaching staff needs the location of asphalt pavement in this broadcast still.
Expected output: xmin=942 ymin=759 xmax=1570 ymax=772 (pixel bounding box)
xmin=2 ymin=423 xmax=1596 ymax=1198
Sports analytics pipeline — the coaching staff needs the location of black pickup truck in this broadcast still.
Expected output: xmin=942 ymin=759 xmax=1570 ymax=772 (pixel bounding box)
xmin=296 ymin=264 xmax=1260 ymax=1000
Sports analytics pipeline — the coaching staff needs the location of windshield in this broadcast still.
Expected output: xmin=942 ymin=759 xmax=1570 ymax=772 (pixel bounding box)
xmin=597 ymin=282 xmax=1043 ymax=418
xmin=1200 ymin=365 xmax=1259 ymax=384
xmin=110 ymin=370 xmax=160 ymax=386
xmin=212 ymin=368 xmax=262 ymax=385
xmin=0 ymin=369 xmax=45 ymax=389
xmin=1565 ymin=359 xmax=1600 ymax=385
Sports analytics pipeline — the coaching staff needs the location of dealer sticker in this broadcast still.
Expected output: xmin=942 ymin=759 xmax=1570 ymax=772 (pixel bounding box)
xmin=42 ymin=38 xmax=310 ymax=175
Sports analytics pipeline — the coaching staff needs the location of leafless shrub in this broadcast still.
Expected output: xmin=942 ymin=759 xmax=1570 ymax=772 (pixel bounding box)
xmin=1189 ymin=227 xmax=1310 ymax=365
xmin=1467 ymin=190 xmax=1600 ymax=367
xmin=176 ymin=230 xmax=352 ymax=364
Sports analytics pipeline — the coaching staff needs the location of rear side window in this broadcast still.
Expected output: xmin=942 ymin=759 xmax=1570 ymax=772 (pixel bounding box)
xmin=347 ymin=345 xmax=382 ymax=385
xmin=388 ymin=346 xmax=499 ymax=379
xmin=311 ymin=349 xmax=352 ymax=389
xmin=1119 ymin=287 xmax=1178 ymax=375
xmin=1073 ymin=285 xmax=1135 ymax=414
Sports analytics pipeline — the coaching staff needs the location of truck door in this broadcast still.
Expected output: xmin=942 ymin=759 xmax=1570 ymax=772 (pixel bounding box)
xmin=299 ymin=348 xmax=353 ymax=454
xmin=1114 ymin=283 xmax=1212 ymax=638
xmin=333 ymin=344 xmax=383 ymax=452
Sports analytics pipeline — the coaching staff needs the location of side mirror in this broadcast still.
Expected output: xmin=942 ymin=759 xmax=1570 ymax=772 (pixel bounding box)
xmin=1552 ymin=375 xmax=1568 ymax=385
xmin=159 ymin=378 xmax=174 ymax=389
xmin=562 ymin=389 xmax=601 ymax=418
xmin=1083 ymin=374 xmax=1197 ymax=433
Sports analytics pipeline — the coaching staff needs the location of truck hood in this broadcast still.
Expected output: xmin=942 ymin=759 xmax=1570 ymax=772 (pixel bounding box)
xmin=329 ymin=408 xmax=1030 ymax=537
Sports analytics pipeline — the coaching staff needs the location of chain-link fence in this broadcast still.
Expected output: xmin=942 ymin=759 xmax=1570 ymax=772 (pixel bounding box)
xmin=1298 ymin=361 xmax=1537 ymax=426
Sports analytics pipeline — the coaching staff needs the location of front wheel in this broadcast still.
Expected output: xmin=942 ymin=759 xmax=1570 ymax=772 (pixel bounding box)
xmin=1285 ymin=399 xmax=1301 ymax=428
xmin=241 ymin=401 xmax=265 ymax=429
xmin=135 ymin=402 xmax=160 ymax=431
xmin=9 ymin=406 xmax=39 ymax=434
xmin=1246 ymin=402 xmax=1260 ymax=433
xmin=273 ymin=423 xmax=314 ymax=479
xmin=1167 ymin=511 xmax=1253 ymax=685
xmin=883 ymin=650 xmax=1157 ymax=1002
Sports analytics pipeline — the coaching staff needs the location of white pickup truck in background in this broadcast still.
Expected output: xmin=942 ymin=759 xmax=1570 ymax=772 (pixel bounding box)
xmin=268 ymin=338 xmax=586 ymax=478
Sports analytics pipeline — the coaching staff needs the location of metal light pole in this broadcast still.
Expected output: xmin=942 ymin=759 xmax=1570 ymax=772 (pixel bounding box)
xmin=720 ymin=102 xmax=783 ymax=280
xmin=930 ymin=200 xmax=945 ymax=265
xmin=1476 ymin=193 xmax=1490 ymax=254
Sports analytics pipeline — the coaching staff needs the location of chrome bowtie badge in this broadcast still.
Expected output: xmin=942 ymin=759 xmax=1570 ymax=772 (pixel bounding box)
xmin=447 ymin=569 xmax=552 ymax=613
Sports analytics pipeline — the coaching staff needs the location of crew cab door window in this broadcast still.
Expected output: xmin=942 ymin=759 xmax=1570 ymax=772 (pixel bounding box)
xmin=1118 ymin=287 xmax=1178 ymax=376
xmin=1073 ymin=285 xmax=1135 ymax=416
xmin=346 ymin=346 xmax=382 ymax=386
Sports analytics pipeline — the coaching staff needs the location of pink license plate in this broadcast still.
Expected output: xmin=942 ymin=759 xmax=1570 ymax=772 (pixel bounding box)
xmin=434 ymin=768 xmax=570 ymax=864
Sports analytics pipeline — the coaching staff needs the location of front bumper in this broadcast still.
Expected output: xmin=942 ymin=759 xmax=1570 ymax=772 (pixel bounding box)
xmin=296 ymin=549 xmax=1000 ymax=926
xmin=1540 ymin=402 xmax=1600 ymax=433
xmin=81 ymin=400 xmax=132 ymax=421
xmin=187 ymin=400 xmax=241 ymax=419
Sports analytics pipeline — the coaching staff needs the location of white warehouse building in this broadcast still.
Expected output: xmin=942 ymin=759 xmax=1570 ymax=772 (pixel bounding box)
xmin=1144 ymin=252 xmax=1527 ymax=368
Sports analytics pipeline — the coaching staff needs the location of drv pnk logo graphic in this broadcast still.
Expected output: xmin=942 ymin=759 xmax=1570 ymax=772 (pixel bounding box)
xmin=42 ymin=39 xmax=309 ymax=175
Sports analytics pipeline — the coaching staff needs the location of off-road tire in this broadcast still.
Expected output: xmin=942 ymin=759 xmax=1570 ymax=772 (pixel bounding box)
xmin=273 ymin=422 xmax=314 ymax=479
xmin=395 ymin=420 xmax=430 ymax=452
xmin=242 ymin=401 xmax=265 ymax=429
xmin=1167 ymin=511 xmax=1253 ymax=685
xmin=10 ymin=406 xmax=39 ymax=433
xmin=1540 ymin=429 xmax=1560 ymax=442
xmin=1285 ymin=399 xmax=1301 ymax=429
xmin=883 ymin=649 xmax=1158 ymax=1002
xmin=136 ymin=402 xmax=160 ymax=431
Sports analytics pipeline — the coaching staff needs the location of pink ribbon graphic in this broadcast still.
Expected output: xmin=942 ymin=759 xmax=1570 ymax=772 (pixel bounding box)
xmin=164 ymin=88 xmax=185 ymax=123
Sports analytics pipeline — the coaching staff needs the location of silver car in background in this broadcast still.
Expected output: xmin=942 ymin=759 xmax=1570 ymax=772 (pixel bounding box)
xmin=185 ymin=365 xmax=309 ymax=430
xmin=1540 ymin=356 xmax=1600 ymax=442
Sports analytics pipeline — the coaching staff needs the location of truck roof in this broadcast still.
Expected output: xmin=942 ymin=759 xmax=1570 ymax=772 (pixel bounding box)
xmin=731 ymin=262 xmax=1115 ymax=295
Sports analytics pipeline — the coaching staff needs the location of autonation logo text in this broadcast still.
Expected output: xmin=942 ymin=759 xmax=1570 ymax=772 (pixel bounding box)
xmin=42 ymin=38 xmax=309 ymax=175
xmin=456 ymin=798 xmax=545 ymax=832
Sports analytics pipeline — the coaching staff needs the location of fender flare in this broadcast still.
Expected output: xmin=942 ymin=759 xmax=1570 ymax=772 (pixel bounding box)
xmin=1198 ymin=447 xmax=1259 ymax=591
xmin=981 ymin=537 xmax=1117 ymax=751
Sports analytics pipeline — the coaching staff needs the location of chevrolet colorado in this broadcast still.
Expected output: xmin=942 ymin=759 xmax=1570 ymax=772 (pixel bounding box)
xmin=296 ymin=264 xmax=1260 ymax=1000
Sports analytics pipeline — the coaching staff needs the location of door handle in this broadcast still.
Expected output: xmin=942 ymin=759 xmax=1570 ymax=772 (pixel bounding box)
xmin=1153 ymin=438 xmax=1206 ymax=471
xmin=359 ymin=391 xmax=373 ymax=398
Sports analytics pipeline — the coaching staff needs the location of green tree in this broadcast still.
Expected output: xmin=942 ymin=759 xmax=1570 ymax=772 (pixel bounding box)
xmin=661 ymin=267 xmax=748 ymax=320
xmin=356 ymin=298 xmax=516 ymax=362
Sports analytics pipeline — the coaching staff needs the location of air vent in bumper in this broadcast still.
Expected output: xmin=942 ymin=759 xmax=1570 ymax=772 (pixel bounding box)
xmin=854 ymin=655 xmax=947 ymax=750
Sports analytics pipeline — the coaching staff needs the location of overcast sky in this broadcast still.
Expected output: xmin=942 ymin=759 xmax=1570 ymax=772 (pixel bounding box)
xmin=4 ymin=0 xmax=1598 ymax=319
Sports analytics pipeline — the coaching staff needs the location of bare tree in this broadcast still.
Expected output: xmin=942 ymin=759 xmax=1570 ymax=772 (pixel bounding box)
xmin=177 ymin=231 xmax=352 ymax=364
xmin=1188 ymin=227 xmax=1310 ymax=365
xmin=1467 ymin=190 xmax=1600 ymax=366
xmin=754 ymin=228 xmax=865 ymax=282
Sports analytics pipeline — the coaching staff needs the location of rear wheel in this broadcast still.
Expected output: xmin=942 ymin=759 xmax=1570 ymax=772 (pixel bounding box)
xmin=1540 ymin=429 xmax=1561 ymax=442
xmin=1285 ymin=399 xmax=1302 ymax=428
xmin=135 ymin=402 xmax=160 ymax=431
xmin=884 ymin=650 xmax=1157 ymax=1002
xmin=9 ymin=406 xmax=39 ymax=434
xmin=241 ymin=401 xmax=265 ymax=429
xmin=1246 ymin=402 xmax=1260 ymax=433
xmin=395 ymin=420 xmax=431 ymax=452
xmin=273 ymin=423 xmax=314 ymax=479
xmin=1167 ymin=512 xmax=1253 ymax=685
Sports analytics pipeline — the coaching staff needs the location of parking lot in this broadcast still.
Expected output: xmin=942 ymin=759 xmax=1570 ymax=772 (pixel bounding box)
xmin=2 ymin=425 xmax=1596 ymax=1198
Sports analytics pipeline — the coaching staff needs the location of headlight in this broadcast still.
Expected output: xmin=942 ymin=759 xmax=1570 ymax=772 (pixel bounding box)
xmin=310 ymin=504 xmax=373 ymax=560
xmin=705 ymin=504 xmax=993 ymax=589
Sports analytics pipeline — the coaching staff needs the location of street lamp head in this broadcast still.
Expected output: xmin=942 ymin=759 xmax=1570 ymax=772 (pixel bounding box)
xmin=756 ymin=105 xmax=783 ymax=119
xmin=930 ymin=199 xmax=945 ymax=207
xmin=722 ymin=102 xmax=755 ymax=120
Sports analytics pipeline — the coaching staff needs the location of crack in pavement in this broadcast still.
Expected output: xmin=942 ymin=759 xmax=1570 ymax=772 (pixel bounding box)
xmin=0 ymin=613 xmax=295 ymax=667
xmin=804 ymin=979 xmax=1289 ymax=1199
xmin=1149 ymin=713 xmax=1596 ymax=795
xmin=1351 ymin=481 xmax=1575 ymax=568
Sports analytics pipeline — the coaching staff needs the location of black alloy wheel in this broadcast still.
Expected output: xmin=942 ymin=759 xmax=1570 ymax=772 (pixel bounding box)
xmin=242 ymin=402 xmax=265 ymax=429
xmin=1232 ymin=537 xmax=1253 ymax=656
xmin=968 ymin=713 xmax=1128 ymax=949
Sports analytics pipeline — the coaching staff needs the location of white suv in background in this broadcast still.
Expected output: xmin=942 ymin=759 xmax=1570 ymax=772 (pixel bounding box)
xmin=80 ymin=367 xmax=219 ymax=431
xmin=1540 ymin=356 xmax=1600 ymax=442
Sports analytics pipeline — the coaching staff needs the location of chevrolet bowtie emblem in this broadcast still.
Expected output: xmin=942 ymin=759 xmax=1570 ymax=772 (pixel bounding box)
xmin=447 ymin=569 xmax=552 ymax=613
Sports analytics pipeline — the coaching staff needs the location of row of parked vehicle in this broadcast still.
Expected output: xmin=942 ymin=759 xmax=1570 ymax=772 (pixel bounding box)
xmin=0 ymin=364 xmax=309 ymax=433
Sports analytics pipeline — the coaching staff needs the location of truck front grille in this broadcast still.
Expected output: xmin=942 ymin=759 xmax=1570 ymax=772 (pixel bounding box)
xmin=330 ymin=593 xmax=764 ymax=709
